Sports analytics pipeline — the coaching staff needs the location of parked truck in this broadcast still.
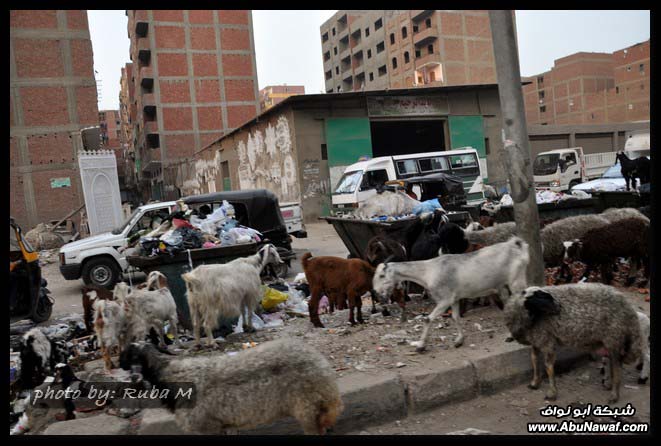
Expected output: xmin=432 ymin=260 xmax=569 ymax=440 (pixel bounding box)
xmin=533 ymin=147 xmax=616 ymax=192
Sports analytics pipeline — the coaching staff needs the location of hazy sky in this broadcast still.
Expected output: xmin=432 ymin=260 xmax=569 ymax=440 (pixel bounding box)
xmin=88 ymin=10 xmax=650 ymax=111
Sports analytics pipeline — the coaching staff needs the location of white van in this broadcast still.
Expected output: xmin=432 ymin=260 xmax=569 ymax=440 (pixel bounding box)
xmin=332 ymin=148 xmax=485 ymax=214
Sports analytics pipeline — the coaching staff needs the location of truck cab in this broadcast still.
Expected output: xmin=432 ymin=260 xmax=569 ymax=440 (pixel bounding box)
xmin=59 ymin=201 xmax=177 ymax=288
xmin=533 ymin=148 xmax=585 ymax=192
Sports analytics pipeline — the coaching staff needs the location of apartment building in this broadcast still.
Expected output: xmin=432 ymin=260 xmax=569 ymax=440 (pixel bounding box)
xmin=260 ymin=85 xmax=305 ymax=110
xmin=10 ymin=10 xmax=99 ymax=229
xmin=99 ymin=109 xmax=121 ymax=149
xmin=523 ymin=40 xmax=650 ymax=125
xmin=321 ymin=10 xmax=499 ymax=93
xmin=126 ymin=10 xmax=260 ymax=201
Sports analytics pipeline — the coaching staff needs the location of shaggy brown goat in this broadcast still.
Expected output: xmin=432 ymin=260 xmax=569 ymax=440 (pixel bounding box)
xmin=302 ymin=253 xmax=375 ymax=328
xmin=81 ymin=286 xmax=114 ymax=334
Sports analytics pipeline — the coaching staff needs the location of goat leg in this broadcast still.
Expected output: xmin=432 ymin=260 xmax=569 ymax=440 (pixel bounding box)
xmin=608 ymin=356 xmax=622 ymax=403
xmin=355 ymin=294 xmax=364 ymax=324
xmin=528 ymin=347 xmax=542 ymax=389
xmin=410 ymin=298 xmax=451 ymax=352
xmin=308 ymin=292 xmax=324 ymax=328
xmin=242 ymin=304 xmax=256 ymax=334
xmin=451 ymin=301 xmax=464 ymax=347
xmin=543 ymin=350 xmax=557 ymax=401
xmin=370 ymin=290 xmax=378 ymax=314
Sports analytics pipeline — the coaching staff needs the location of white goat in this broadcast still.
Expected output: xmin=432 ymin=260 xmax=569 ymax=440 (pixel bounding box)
xmin=373 ymin=236 xmax=530 ymax=352
xmin=93 ymin=291 xmax=128 ymax=371
xmin=182 ymin=244 xmax=283 ymax=348
xmin=122 ymin=271 xmax=179 ymax=348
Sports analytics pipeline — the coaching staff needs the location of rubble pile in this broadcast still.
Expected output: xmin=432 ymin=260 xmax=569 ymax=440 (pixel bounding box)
xmin=24 ymin=224 xmax=65 ymax=251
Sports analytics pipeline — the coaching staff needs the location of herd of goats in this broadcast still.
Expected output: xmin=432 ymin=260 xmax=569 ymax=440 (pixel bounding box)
xmin=17 ymin=205 xmax=650 ymax=435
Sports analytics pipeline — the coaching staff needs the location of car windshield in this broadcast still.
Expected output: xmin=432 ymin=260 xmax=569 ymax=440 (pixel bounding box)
xmin=533 ymin=153 xmax=560 ymax=175
xmin=334 ymin=171 xmax=363 ymax=194
xmin=602 ymin=163 xmax=623 ymax=179
xmin=111 ymin=208 xmax=141 ymax=235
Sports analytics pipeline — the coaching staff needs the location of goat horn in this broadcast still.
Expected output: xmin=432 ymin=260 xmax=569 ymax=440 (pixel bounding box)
xmin=384 ymin=255 xmax=395 ymax=264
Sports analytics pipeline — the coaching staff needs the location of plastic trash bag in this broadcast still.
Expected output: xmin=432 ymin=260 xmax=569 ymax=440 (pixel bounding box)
xmin=412 ymin=198 xmax=443 ymax=216
xmin=261 ymin=285 xmax=289 ymax=310
xmin=232 ymin=313 xmax=265 ymax=334
xmin=499 ymin=194 xmax=513 ymax=206
xmin=175 ymin=227 xmax=204 ymax=250
xmin=294 ymin=272 xmax=307 ymax=284
xmin=220 ymin=230 xmax=238 ymax=246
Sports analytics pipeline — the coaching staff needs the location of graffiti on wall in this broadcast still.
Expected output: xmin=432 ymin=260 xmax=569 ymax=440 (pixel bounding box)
xmin=181 ymin=150 xmax=222 ymax=195
xmin=237 ymin=116 xmax=300 ymax=203
xmin=301 ymin=158 xmax=329 ymax=200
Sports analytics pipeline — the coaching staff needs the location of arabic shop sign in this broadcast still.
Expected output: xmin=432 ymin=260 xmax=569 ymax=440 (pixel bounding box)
xmin=367 ymin=96 xmax=449 ymax=117
xmin=50 ymin=177 xmax=71 ymax=188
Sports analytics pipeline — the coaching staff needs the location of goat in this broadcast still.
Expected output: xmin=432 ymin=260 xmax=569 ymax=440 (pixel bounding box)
xmin=93 ymin=288 xmax=128 ymax=371
xmin=302 ymin=252 xmax=376 ymax=328
xmin=81 ymin=285 xmax=114 ymax=335
xmin=18 ymin=328 xmax=68 ymax=390
xmin=364 ymin=235 xmax=408 ymax=318
xmin=182 ymin=244 xmax=282 ymax=348
xmin=564 ymin=217 xmax=649 ymax=286
xmin=464 ymin=221 xmax=517 ymax=246
xmin=504 ymin=284 xmax=643 ymax=402
xmin=373 ymin=236 xmax=530 ymax=351
xmin=601 ymin=206 xmax=650 ymax=225
xmin=122 ymin=272 xmax=179 ymax=348
xmin=615 ymin=151 xmax=650 ymax=190
xmin=601 ymin=311 xmax=650 ymax=386
xmin=119 ymin=339 xmax=343 ymax=435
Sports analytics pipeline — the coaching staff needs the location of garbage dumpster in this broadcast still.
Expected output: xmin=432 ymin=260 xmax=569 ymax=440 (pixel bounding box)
xmin=127 ymin=242 xmax=259 ymax=334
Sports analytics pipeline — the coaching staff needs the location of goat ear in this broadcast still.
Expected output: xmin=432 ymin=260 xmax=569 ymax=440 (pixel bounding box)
xmin=524 ymin=290 xmax=560 ymax=319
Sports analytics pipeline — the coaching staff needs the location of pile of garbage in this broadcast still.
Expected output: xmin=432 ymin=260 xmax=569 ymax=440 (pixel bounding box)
xmin=481 ymin=189 xmax=592 ymax=215
xmin=24 ymin=223 xmax=65 ymax=250
xmin=127 ymin=199 xmax=263 ymax=258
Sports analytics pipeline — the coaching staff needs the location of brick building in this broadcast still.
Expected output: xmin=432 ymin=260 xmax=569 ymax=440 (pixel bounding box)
xmin=119 ymin=63 xmax=139 ymax=201
xmin=523 ymin=40 xmax=650 ymax=125
xmin=99 ymin=109 xmax=121 ymax=149
xmin=260 ymin=85 xmax=305 ymax=111
xmin=126 ymin=10 xmax=260 ymax=202
xmin=321 ymin=10 xmax=503 ymax=93
xmin=10 ymin=10 xmax=99 ymax=229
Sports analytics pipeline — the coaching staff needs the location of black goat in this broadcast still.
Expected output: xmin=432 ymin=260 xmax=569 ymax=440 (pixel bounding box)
xmin=616 ymin=152 xmax=650 ymax=191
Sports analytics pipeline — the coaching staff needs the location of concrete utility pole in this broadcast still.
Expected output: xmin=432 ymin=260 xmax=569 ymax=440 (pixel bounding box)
xmin=489 ymin=10 xmax=545 ymax=286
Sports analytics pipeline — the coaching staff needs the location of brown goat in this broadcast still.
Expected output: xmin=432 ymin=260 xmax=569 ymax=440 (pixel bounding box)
xmin=81 ymin=285 xmax=115 ymax=334
xmin=302 ymin=252 xmax=375 ymax=328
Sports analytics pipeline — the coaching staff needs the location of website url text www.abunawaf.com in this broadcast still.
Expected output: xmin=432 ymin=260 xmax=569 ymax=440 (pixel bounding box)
xmin=528 ymin=421 xmax=649 ymax=433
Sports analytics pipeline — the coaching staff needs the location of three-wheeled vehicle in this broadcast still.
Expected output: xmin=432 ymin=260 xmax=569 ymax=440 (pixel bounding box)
xmin=10 ymin=217 xmax=53 ymax=323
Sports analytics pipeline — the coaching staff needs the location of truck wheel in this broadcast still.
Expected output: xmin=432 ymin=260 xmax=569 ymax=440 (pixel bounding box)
xmin=32 ymin=287 xmax=53 ymax=323
xmin=568 ymin=180 xmax=580 ymax=191
xmin=82 ymin=257 xmax=120 ymax=289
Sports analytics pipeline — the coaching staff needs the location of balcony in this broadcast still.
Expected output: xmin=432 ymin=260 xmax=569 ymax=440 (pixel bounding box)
xmin=411 ymin=10 xmax=433 ymax=22
xmin=145 ymin=121 xmax=160 ymax=149
xmin=413 ymin=26 xmax=438 ymax=46
xmin=415 ymin=51 xmax=442 ymax=69
xmin=135 ymin=20 xmax=148 ymax=37
xmin=137 ymin=37 xmax=151 ymax=65
xmin=142 ymin=93 xmax=156 ymax=117
xmin=140 ymin=66 xmax=153 ymax=90
xmin=342 ymin=71 xmax=353 ymax=83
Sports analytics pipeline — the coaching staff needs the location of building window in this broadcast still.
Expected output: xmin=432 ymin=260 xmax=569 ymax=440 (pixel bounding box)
xmin=324 ymin=51 xmax=331 ymax=61
xmin=367 ymin=49 xmax=372 ymax=59
xmin=369 ymin=72 xmax=374 ymax=81
xmin=375 ymin=18 xmax=383 ymax=30
xmin=332 ymin=27 xmax=336 ymax=36
xmin=378 ymin=65 xmax=387 ymax=76
xmin=427 ymin=44 xmax=434 ymax=55
xmin=337 ymin=86 xmax=341 ymax=92
xmin=325 ymin=70 xmax=332 ymax=80
xmin=415 ymin=49 xmax=421 ymax=58
xmin=404 ymin=51 xmax=410 ymax=63
xmin=591 ymin=113 xmax=595 ymax=119
xmin=392 ymin=57 xmax=398 ymax=69
xmin=321 ymin=144 xmax=328 ymax=160
xmin=402 ymin=26 xmax=408 ymax=38
xmin=639 ymin=63 xmax=644 ymax=73
xmin=390 ymin=33 xmax=395 ymax=44
xmin=538 ymin=90 xmax=545 ymax=100
xmin=540 ymin=105 xmax=546 ymax=113
xmin=641 ymin=83 xmax=645 ymax=90
xmin=616 ymin=86 xmax=619 ymax=94
xmin=335 ymin=66 xmax=339 ymax=75
xmin=537 ymin=76 xmax=544 ymax=85
xmin=413 ymin=24 xmax=419 ymax=33
xmin=322 ymin=32 xmax=329 ymax=42
xmin=569 ymin=99 xmax=574 ymax=107
xmin=365 ymin=27 xmax=370 ymax=37
xmin=628 ymin=104 xmax=633 ymax=110
xmin=376 ymin=41 xmax=385 ymax=53
xmin=417 ymin=75 xmax=423 ymax=84
xmin=334 ymin=47 xmax=338 ymax=55
xmin=425 ymin=17 xmax=432 ymax=28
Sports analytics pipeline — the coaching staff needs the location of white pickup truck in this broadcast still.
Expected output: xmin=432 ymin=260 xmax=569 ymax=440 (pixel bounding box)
xmin=59 ymin=199 xmax=305 ymax=288
xmin=533 ymin=147 xmax=616 ymax=192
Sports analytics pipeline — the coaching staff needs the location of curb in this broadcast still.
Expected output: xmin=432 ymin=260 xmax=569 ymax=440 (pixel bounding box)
xmin=133 ymin=344 xmax=588 ymax=435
